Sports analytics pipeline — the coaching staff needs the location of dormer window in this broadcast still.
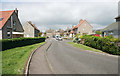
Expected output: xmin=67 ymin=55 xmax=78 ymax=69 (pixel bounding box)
xmin=0 ymin=18 xmax=3 ymax=21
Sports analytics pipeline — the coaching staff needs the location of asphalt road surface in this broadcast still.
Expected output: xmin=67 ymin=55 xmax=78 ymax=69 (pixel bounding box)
xmin=47 ymin=38 xmax=118 ymax=74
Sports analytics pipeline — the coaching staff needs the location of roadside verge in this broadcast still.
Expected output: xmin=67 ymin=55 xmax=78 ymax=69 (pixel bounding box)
xmin=67 ymin=42 xmax=118 ymax=58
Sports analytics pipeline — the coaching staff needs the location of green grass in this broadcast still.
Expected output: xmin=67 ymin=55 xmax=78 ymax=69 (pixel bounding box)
xmin=67 ymin=42 xmax=102 ymax=52
xmin=2 ymin=42 xmax=45 ymax=75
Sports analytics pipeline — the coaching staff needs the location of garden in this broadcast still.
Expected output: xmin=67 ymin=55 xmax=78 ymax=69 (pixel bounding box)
xmin=1 ymin=37 xmax=46 ymax=75
xmin=73 ymin=34 xmax=120 ymax=55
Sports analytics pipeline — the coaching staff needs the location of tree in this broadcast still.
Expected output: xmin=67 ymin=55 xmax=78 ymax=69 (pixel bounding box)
xmin=95 ymin=31 xmax=101 ymax=34
xmin=44 ymin=32 xmax=46 ymax=37
xmin=38 ymin=32 xmax=43 ymax=37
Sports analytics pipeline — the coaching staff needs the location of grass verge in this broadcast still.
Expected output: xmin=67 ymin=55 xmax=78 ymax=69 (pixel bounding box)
xmin=2 ymin=42 xmax=45 ymax=74
xmin=67 ymin=42 xmax=102 ymax=52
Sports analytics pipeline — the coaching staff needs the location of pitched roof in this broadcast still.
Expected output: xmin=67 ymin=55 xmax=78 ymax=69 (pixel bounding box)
xmin=0 ymin=10 xmax=15 ymax=29
xmin=46 ymin=29 xmax=54 ymax=33
xmin=101 ymin=22 xmax=119 ymax=31
xmin=73 ymin=20 xmax=84 ymax=29
xmin=27 ymin=21 xmax=40 ymax=31
xmin=73 ymin=20 xmax=93 ymax=29
xmin=115 ymin=15 xmax=120 ymax=19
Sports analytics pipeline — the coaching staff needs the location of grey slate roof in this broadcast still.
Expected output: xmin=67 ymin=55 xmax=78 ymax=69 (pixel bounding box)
xmin=101 ymin=21 xmax=120 ymax=31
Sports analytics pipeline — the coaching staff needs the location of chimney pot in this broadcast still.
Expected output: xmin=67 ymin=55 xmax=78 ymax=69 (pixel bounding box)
xmin=15 ymin=8 xmax=18 ymax=16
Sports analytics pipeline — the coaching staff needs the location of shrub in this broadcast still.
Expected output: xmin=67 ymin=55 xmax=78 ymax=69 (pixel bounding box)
xmin=1 ymin=37 xmax=45 ymax=51
xmin=73 ymin=37 xmax=79 ymax=43
xmin=81 ymin=35 xmax=120 ymax=55
xmin=95 ymin=31 xmax=101 ymax=34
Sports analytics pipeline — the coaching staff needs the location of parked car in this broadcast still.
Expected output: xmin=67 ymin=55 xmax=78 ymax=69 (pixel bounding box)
xmin=56 ymin=35 xmax=59 ymax=40
xmin=58 ymin=37 xmax=63 ymax=41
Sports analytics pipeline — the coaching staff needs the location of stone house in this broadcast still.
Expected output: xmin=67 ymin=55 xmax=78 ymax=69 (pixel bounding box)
xmin=72 ymin=19 xmax=93 ymax=35
xmin=101 ymin=16 xmax=120 ymax=38
xmin=45 ymin=29 xmax=55 ymax=38
xmin=0 ymin=8 xmax=24 ymax=39
xmin=56 ymin=28 xmax=64 ymax=36
xmin=64 ymin=26 xmax=75 ymax=37
xmin=23 ymin=21 xmax=40 ymax=37
xmin=64 ymin=27 xmax=71 ymax=37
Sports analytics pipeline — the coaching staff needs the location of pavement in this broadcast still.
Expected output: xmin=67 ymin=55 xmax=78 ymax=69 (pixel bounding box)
xmin=29 ymin=39 xmax=52 ymax=74
xmin=29 ymin=38 xmax=118 ymax=74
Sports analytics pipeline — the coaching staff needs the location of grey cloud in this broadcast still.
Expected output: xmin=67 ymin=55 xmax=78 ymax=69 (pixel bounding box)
xmin=1 ymin=0 xmax=119 ymax=31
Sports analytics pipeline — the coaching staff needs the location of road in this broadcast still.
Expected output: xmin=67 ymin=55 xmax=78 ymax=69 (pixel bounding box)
xmin=46 ymin=38 xmax=118 ymax=74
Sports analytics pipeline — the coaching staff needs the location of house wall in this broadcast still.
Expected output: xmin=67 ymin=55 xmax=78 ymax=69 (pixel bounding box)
xmin=23 ymin=22 xmax=34 ymax=37
xmin=34 ymin=29 xmax=40 ymax=37
xmin=2 ymin=11 xmax=24 ymax=39
xmin=55 ymin=32 xmax=60 ymax=36
xmin=2 ymin=17 xmax=12 ymax=39
xmin=0 ymin=30 xmax=2 ymax=39
xmin=77 ymin=21 xmax=93 ymax=35
xmin=46 ymin=33 xmax=53 ymax=38
xmin=73 ymin=28 xmax=77 ymax=34
xmin=12 ymin=12 xmax=24 ymax=32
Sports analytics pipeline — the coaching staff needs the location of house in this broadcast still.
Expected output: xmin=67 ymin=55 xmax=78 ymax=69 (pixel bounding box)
xmin=72 ymin=19 xmax=93 ymax=35
xmin=101 ymin=16 xmax=120 ymax=38
xmin=23 ymin=21 xmax=40 ymax=37
xmin=45 ymin=29 xmax=55 ymax=38
xmin=56 ymin=28 xmax=64 ymax=36
xmin=64 ymin=26 xmax=75 ymax=37
xmin=64 ymin=27 xmax=71 ymax=37
xmin=0 ymin=8 xmax=24 ymax=39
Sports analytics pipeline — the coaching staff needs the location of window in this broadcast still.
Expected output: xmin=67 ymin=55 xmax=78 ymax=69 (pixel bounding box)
xmin=7 ymin=31 xmax=11 ymax=39
xmin=13 ymin=21 xmax=16 ymax=26
xmin=0 ymin=18 xmax=3 ymax=21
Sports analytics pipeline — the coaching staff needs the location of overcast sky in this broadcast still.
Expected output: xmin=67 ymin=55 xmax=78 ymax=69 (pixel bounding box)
xmin=1 ymin=0 xmax=120 ymax=32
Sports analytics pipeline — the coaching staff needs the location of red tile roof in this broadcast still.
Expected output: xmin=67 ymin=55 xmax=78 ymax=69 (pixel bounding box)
xmin=73 ymin=20 xmax=84 ymax=29
xmin=0 ymin=10 xmax=15 ymax=29
xmin=73 ymin=20 xmax=93 ymax=29
xmin=71 ymin=31 xmax=74 ymax=33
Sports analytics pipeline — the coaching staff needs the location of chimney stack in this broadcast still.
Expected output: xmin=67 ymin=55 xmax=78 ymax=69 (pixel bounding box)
xmin=15 ymin=8 xmax=18 ymax=17
xmin=67 ymin=27 xmax=69 ymax=30
xmin=72 ymin=25 xmax=74 ymax=29
xmin=28 ymin=21 xmax=32 ymax=24
xmin=79 ymin=19 xmax=83 ymax=23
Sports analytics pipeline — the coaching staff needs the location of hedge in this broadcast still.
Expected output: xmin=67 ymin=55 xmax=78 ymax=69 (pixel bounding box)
xmin=0 ymin=37 xmax=45 ymax=51
xmin=81 ymin=35 xmax=120 ymax=55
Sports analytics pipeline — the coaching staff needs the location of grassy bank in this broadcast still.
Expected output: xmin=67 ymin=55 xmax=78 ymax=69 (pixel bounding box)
xmin=67 ymin=42 xmax=102 ymax=52
xmin=2 ymin=42 xmax=45 ymax=74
